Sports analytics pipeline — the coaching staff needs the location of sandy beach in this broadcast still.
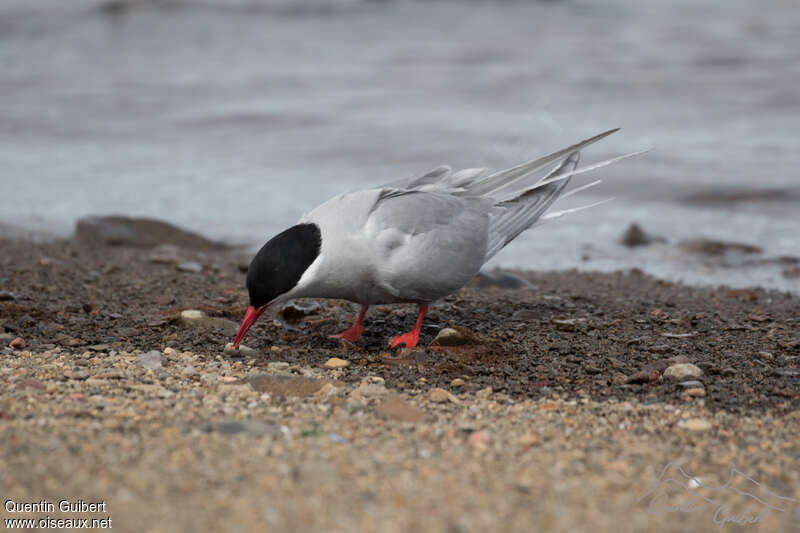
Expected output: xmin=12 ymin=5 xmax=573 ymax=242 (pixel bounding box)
xmin=1 ymin=229 xmax=798 ymax=532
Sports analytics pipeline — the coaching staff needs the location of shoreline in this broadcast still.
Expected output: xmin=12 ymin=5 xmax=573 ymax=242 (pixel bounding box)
xmin=2 ymin=233 xmax=798 ymax=532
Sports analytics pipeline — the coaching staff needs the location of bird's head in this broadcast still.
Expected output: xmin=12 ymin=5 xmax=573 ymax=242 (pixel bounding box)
xmin=232 ymin=223 xmax=321 ymax=348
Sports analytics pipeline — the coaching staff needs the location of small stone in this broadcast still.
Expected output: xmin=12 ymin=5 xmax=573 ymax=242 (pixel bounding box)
xmin=620 ymin=223 xmax=663 ymax=247
xmin=432 ymin=326 xmax=477 ymax=346
xmin=180 ymin=365 xmax=197 ymax=377
xmin=552 ymin=318 xmax=587 ymax=332
xmin=324 ymin=357 xmax=350 ymax=369
xmin=678 ymin=380 xmax=704 ymax=389
xmin=93 ymin=371 xmax=122 ymax=379
xmin=429 ymin=387 xmax=458 ymax=403
xmin=9 ymin=337 xmax=25 ymax=349
xmin=663 ymin=363 xmax=703 ymax=380
xmin=728 ymin=288 xmax=759 ymax=301
xmin=315 ymin=383 xmax=340 ymax=397
xmin=248 ymin=374 xmax=330 ymax=397
xmin=176 ymin=261 xmax=203 ymax=273
xmin=684 ymin=388 xmax=706 ymax=397
xmin=450 ymin=378 xmax=466 ymax=388
xmin=267 ymin=362 xmax=290 ymax=372
xmin=0 ymin=291 xmax=16 ymax=301
xmin=376 ymin=397 xmax=425 ymax=423
xmin=783 ymin=265 xmax=800 ymax=279
xmin=476 ymin=387 xmax=493 ymax=400
xmin=88 ymin=344 xmax=110 ymax=351
xmin=353 ymin=381 xmax=388 ymax=397
xmin=204 ymin=420 xmax=282 ymax=437
xmin=277 ymin=300 xmax=321 ymax=325
xmin=625 ymin=369 xmax=659 ymax=384
xmin=180 ymin=310 xmax=238 ymax=333
xmin=147 ymin=244 xmax=183 ymax=265
xmin=163 ymin=347 xmax=178 ymax=356
xmin=469 ymin=431 xmax=491 ymax=449
xmin=719 ymin=367 xmax=737 ymax=377
xmin=16 ymin=378 xmax=45 ymax=390
xmin=224 ymin=342 xmax=257 ymax=357
xmin=180 ymin=310 xmax=207 ymax=324
xmin=517 ymin=433 xmax=542 ymax=448
xmin=137 ymin=350 xmax=164 ymax=370
xmin=679 ymin=418 xmax=712 ymax=432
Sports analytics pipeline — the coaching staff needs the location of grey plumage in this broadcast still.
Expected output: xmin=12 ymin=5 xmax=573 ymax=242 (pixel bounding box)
xmin=283 ymin=128 xmax=639 ymax=306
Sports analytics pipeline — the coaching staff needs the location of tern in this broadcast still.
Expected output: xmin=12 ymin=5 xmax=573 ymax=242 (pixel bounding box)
xmin=232 ymin=129 xmax=643 ymax=349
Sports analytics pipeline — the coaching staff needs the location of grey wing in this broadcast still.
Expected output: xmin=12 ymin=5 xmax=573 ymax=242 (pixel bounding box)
xmin=364 ymin=190 xmax=492 ymax=302
xmin=381 ymin=128 xmax=621 ymax=197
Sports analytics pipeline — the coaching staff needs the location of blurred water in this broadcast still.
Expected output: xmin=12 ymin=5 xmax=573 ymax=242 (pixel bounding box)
xmin=1 ymin=0 xmax=798 ymax=291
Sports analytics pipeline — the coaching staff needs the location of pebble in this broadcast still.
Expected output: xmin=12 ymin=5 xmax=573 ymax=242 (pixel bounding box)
xmin=267 ymin=362 xmax=290 ymax=372
xmin=469 ymin=431 xmax=491 ymax=449
xmin=315 ymin=383 xmax=340 ymax=397
xmin=450 ymin=378 xmax=465 ymax=388
xmin=663 ymin=363 xmax=703 ymax=380
xmin=684 ymin=388 xmax=706 ymax=398
xmin=9 ymin=337 xmax=26 ymax=349
xmin=0 ymin=291 xmax=16 ymax=301
xmin=248 ymin=374 xmax=330 ymax=397
xmin=678 ymin=418 xmax=712 ymax=432
xmin=176 ymin=262 xmax=203 ymax=273
xmin=163 ymin=347 xmax=178 ymax=356
xmin=620 ymin=223 xmax=663 ymax=247
xmin=429 ymin=388 xmax=458 ymax=404
xmin=432 ymin=327 xmax=476 ymax=346
xmin=552 ymin=318 xmax=587 ymax=332
xmin=353 ymin=381 xmax=389 ymax=398
xmin=224 ymin=343 xmax=257 ymax=357
xmin=678 ymin=380 xmax=704 ymax=389
xmin=137 ymin=350 xmax=165 ymax=370
xmin=376 ymin=397 xmax=425 ymax=423
xmin=203 ymin=420 xmax=282 ymax=437
xmin=476 ymin=387 xmax=493 ymax=400
xmin=625 ymin=369 xmax=659 ymax=384
xmin=324 ymin=357 xmax=350 ymax=369
xmin=277 ymin=300 xmax=321 ymax=325
xmin=180 ymin=310 xmax=207 ymax=324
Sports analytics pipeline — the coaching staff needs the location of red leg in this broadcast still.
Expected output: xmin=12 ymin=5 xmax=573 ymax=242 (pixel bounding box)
xmin=329 ymin=305 xmax=369 ymax=342
xmin=390 ymin=305 xmax=428 ymax=349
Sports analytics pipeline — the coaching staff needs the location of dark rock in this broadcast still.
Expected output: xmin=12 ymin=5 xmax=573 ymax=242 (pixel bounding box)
xmin=625 ymin=369 xmax=659 ymax=384
xmin=202 ymin=420 xmax=282 ymax=436
xmin=620 ymin=223 xmax=664 ymax=247
xmin=678 ymin=239 xmax=762 ymax=256
xmin=9 ymin=337 xmax=25 ymax=349
xmin=278 ymin=300 xmax=321 ymax=325
xmin=74 ymin=215 xmax=228 ymax=250
xmin=0 ymin=291 xmax=16 ymax=302
xmin=783 ymin=266 xmax=800 ymax=279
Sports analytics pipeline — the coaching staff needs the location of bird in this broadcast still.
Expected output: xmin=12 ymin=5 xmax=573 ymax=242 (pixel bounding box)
xmin=232 ymin=128 xmax=643 ymax=350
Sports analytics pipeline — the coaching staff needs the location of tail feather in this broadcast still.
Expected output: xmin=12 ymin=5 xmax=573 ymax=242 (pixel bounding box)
xmin=484 ymin=152 xmax=580 ymax=261
xmin=466 ymin=128 xmax=619 ymax=197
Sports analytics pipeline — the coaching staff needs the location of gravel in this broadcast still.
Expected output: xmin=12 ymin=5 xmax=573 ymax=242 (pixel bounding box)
xmin=1 ymin=237 xmax=799 ymax=533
